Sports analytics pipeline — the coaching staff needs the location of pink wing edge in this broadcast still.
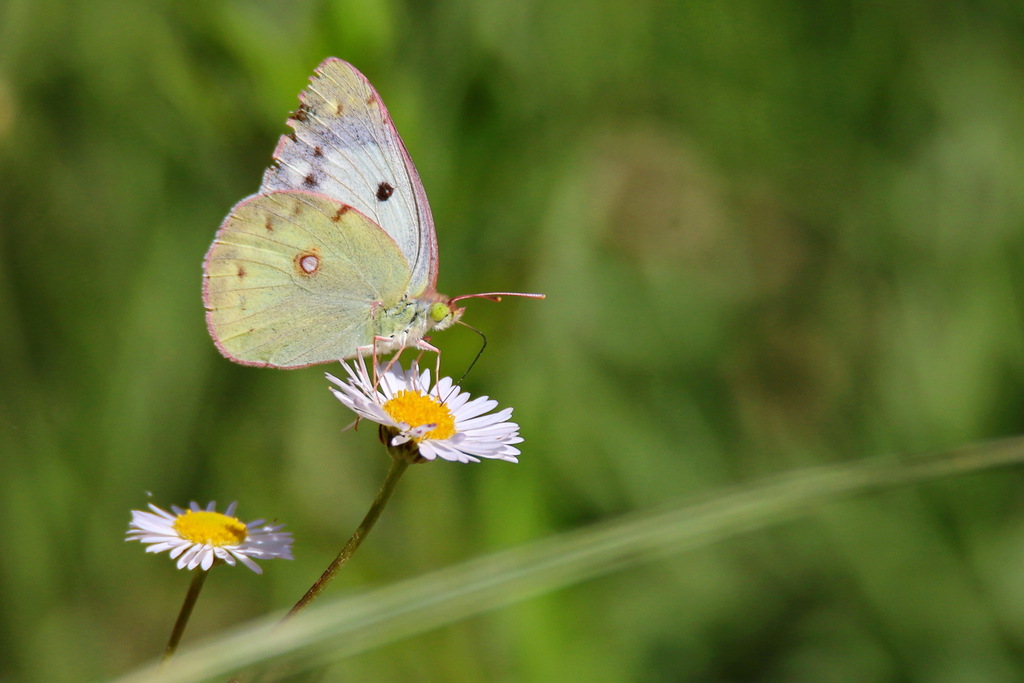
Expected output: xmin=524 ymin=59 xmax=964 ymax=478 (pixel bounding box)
xmin=201 ymin=188 xmax=407 ymax=369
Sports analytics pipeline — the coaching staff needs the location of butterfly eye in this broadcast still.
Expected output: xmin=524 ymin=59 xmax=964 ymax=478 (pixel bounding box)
xmin=429 ymin=302 xmax=452 ymax=323
xmin=376 ymin=182 xmax=394 ymax=201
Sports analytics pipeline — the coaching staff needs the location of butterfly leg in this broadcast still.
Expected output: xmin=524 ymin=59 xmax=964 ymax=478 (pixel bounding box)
xmin=411 ymin=338 xmax=445 ymax=399
xmin=355 ymin=336 xmax=443 ymax=398
xmin=357 ymin=336 xmax=409 ymax=389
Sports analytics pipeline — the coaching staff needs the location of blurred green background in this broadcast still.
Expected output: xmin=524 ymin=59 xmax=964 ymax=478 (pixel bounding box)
xmin=3 ymin=0 xmax=1024 ymax=680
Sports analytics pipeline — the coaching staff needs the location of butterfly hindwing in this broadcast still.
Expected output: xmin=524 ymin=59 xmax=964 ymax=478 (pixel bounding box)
xmin=203 ymin=190 xmax=412 ymax=367
xmin=260 ymin=58 xmax=438 ymax=298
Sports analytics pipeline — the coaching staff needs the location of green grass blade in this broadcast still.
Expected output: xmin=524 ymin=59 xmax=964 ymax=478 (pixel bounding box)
xmin=115 ymin=435 xmax=1024 ymax=682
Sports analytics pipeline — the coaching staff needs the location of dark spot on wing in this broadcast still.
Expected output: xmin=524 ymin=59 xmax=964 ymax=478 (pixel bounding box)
xmin=313 ymin=146 xmax=324 ymax=157
xmin=287 ymin=131 xmax=298 ymax=143
xmin=304 ymin=173 xmax=318 ymax=188
xmin=332 ymin=205 xmax=352 ymax=222
xmin=366 ymin=94 xmax=377 ymax=106
xmin=376 ymin=182 xmax=394 ymax=201
xmin=237 ymin=265 xmax=247 ymax=279
xmin=335 ymin=102 xmax=344 ymax=115
xmin=293 ymin=105 xmax=309 ymax=122
xmin=264 ymin=216 xmax=273 ymax=232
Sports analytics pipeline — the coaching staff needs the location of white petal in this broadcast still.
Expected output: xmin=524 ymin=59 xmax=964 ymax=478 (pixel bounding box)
xmin=131 ymin=517 xmax=176 ymax=534
xmin=132 ymin=535 xmax=178 ymax=547
xmin=145 ymin=542 xmax=179 ymax=554
xmin=214 ymin=548 xmax=236 ymax=566
xmin=178 ymin=545 xmax=201 ymax=568
xmin=457 ymin=412 xmax=514 ymax=432
xmin=168 ymin=543 xmax=192 ymax=560
xmin=145 ymin=504 xmax=177 ymax=521
xmin=234 ymin=552 xmax=264 ymax=574
xmin=416 ymin=442 xmax=439 ymax=461
xmin=455 ymin=396 xmax=499 ymax=420
xmin=442 ymin=388 xmax=470 ymax=412
xmin=199 ymin=549 xmax=216 ymax=571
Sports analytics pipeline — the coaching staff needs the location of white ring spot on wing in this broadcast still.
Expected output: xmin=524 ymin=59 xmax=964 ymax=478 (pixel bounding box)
xmin=298 ymin=253 xmax=320 ymax=274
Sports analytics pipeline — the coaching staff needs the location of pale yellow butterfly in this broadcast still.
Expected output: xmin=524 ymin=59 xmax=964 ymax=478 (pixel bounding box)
xmin=203 ymin=58 xmax=542 ymax=368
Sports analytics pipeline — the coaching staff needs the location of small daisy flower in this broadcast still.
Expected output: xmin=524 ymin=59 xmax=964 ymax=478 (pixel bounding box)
xmin=327 ymin=358 xmax=523 ymax=464
xmin=126 ymin=501 xmax=293 ymax=574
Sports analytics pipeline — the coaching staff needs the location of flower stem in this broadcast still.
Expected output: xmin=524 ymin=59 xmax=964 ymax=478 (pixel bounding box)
xmin=285 ymin=456 xmax=410 ymax=619
xmin=163 ymin=568 xmax=210 ymax=662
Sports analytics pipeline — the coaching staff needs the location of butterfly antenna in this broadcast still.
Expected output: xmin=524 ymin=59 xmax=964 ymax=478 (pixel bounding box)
xmin=449 ymin=291 xmax=546 ymax=304
xmin=447 ymin=320 xmax=488 ymax=393
xmin=441 ymin=291 xmax=542 ymax=399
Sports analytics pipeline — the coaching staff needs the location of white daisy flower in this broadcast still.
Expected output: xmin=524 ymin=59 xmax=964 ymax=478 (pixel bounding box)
xmin=126 ymin=501 xmax=293 ymax=574
xmin=327 ymin=358 xmax=523 ymax=464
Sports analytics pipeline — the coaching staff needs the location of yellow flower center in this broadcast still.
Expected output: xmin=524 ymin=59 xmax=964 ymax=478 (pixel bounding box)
xmin=383 ymin=390 xmax=456 ymax=441
xmin=172 ymin=511 xmax=248 ymax=546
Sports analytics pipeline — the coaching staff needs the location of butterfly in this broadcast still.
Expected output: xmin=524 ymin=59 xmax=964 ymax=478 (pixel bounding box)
xmin=203 ymin=58 xmax=542 ymax=368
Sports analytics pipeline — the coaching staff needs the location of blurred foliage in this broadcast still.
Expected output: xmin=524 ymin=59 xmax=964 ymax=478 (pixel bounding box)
xmin=2 ymin=0 xmax=1024 ymax=680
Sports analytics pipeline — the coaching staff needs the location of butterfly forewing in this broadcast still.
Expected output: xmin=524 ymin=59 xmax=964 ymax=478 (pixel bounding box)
xmin=260 ymin=58 xmax=438 ymax=298
xmin=203 ymin=191 xmax=412 ymax=367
